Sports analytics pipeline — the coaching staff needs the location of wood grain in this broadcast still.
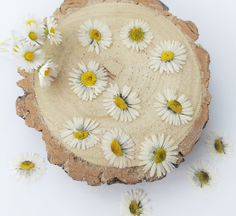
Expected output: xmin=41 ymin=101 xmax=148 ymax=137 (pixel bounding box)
xmin=16 ymin=0 xmax=211 ymax=185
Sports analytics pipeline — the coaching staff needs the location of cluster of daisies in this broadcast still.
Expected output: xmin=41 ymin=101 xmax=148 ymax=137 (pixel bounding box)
xmin=60 ymin=19 xmax=196 ymax=179
xmin=6 ymin=14 xmax=233 ymax=216
xmin=61 ymin=117 xmax=177 ymax=178
xmin=70 ymin=19 xmax=193 ymax=126
xmin=118 ymin=132 xmax=231 ymax=216
xmin=10 ymin=131 xmax=230 ymax=216
xmin=5 ymin=17 xmax=225 ymax=185
xmin=7 ymin=16 xmax=62 ymax=87
xmin=78 ymin=19 xmax=187 ymax=74
xmin=189 ymin=131 xmax=231 ymax=189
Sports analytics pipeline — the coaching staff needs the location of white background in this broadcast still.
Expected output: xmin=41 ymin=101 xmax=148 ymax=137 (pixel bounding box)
xmin=0 ymin=0 xmax=236 ymax=215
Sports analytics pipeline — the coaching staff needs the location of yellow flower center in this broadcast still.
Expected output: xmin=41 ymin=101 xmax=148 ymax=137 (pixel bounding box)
xmin=89 ymin=29 xmax=102 ymax=42
xmin=28 ymin=32 xmax=38 ymax=41
xmin=214 ymin=138 xmax=225 ymax=154
xmin=111 ymin=139 xmax=123 ymax=156
xmin=44 ymin=69 xmax=50 ymax=77
xmin=195 ymin=170 xmax=210 ymax=187
xmin=129 ymin=200 xmax=141 ymax=216
xmin=50 ymin=27 xmax=55 ymax=34
xmin=73 ymin=130 xmax=89 ymax=140
xmin=80 ymin=71 xmax=97 ymax=87
xmin=24 ymin=51 xmax=34 ymax=62
xmin=19 ymin=161 xmax=35 ymax=171
xmin=161 ymin=51 xmax=175 ymax=62
xmin=114 ymin=96 xmax=128 ymax=110
xmin=26 ymin=19 xmax=36 ymax=25
xmin=167 ymin=100 xmax=183 ymax=114
xmin=129 ymin=27 xmax=145 ymax=42
xmin=154 ymin=147 xmax=166 ymax=164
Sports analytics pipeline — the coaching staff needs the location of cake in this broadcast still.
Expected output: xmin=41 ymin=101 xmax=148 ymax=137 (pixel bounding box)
xmin=16 ymin=0 xmax=211 ymax=185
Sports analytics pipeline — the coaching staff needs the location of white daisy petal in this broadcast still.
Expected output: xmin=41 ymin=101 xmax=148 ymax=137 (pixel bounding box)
xmin=206 ymin=131 xmax=230 ymax=159
xmin=121 ymin=189 xmax=152 ymax=216
xmin=149 ymin=40 xmax=187 ymax=74
xmin=24 ymin=22 xmax=45 ymax=45
xmin=78 ymin=20 xmax=112 ymax=54
xmin=16 ymin=42 xmax=45 ymax=73
xmin=44 ymin=16 xmax=62 ymax=45
xmin=103 ymin=84 xmax=141 ymax=122
xmin=101 ymin=128 xmax=135 ymax=168
xmin=61 ymin=117 xmax=100 ymax=150
xmin=24 ymin=15 xmax=41 ymax=26
xmin=154 ymin=89 xmax=194 ymax=126
xmin=139 ymin=134 xmax=178 ymax=178
xmin=11 ymin=153 xmax=47 ymax=182
xmin=189 ymin=163 xmax=214 ymax=189
xmin=120 ymin=19 xmax=153 ymax=52
xmin=38 ymin=59 xmax=59 ymax=87
xmin=69 ymin=61 xmax=108 ymax=101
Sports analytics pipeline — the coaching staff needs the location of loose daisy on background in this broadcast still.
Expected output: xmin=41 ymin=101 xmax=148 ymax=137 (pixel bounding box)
xmin=139 ymin=134 xmax=178 ymax=178
xmin=69 ymin=61 xmax=108 ymax=101
xmin=24 ymin=23 xmax=45 ymax=45
xmin=103 ymin=84 xmax=141 ymax=122
xmin=17 ymin=42 xmax=45 ymax=73
xmin=189 ymin=163 xmax=214 ymax=188
xmin=120 ymin=19 xmax=153 ymax=52
xmin=61 ymin=117 xmax=100 ymax=150
xmin=44 ymin=16 xmax=62 ymax=45
xmin=78 ymin=20 xmax=112 ymax=54
xmin=38 ymin=59 xmax=59 ymax=87
xmin=101 ymin=128 xmax=135 ymax=168
xmin=12 ymin=153 xmax=47 ymax=182
xmin=121 ymin=189 xmax=151 ymax=216
xmin=6 ymin=32 xmax=25 ymax=55
xmin=155 ymin=89 xmax=194 ymax=126
xmin=206 ymin=131 xmax=230 ymax=159
xmin=9 ymin=37 xmax=22 ymax=54
xmin=149 ymin=40 xmax=187 ymax=74
xmin=24 ymin=15 xmax=40 ymax=26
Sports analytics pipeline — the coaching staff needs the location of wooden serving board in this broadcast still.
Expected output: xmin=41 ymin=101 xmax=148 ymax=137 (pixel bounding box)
xmin=16 ymin=0 xmax=210 ymax=185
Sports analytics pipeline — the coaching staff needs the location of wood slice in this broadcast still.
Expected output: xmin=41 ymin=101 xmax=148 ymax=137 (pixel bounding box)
xmin=16 ymin=0 xmax=211 ymax=185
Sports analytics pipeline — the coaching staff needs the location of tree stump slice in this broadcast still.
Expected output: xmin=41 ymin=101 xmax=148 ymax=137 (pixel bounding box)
xmin=16 ymin=0 xmax=211 ymax=185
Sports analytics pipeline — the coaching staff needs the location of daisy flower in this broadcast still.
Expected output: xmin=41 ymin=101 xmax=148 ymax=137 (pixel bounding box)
xmin=189 ymin=163 xmax=213 ymax=188
xmin=121 ymin=189 xmax=151 ymax=216
xmin=12 ymin=153 xmax=47 ymax=182
xmin=78 ymin=20 xmax=112 ymax=54
xmin=101 ymin=128 xmax=135 ymax=168
xmin=103 ymin=84 xmax=141 ymax=122
xmin=149 ymin=40 xmax=187 ymax=74
xmin=154 ymin=89 xmax=194 ymax=126
xmin=120 ymin=19 xmax=153 ymax=52
xmin=38 ymin=59 xmax=59 ymax=87
xmin=206 ymin=131 xmax=230 ymax=159
xmin=17 ymin=42 xmax=45 ymax=73
xmin=61 ymin=117 xmax=100 ymax=150
xmin=44 ymin=16 xmax=62 ymax=45
xmin=24 ymin=23 xmax=45 ymax=45
xmin=69 ymin=61 xmax=108 ymax=101
xmin=139 ymin=134 xmax=178 ymax=178
xmin=24 ymin=15 xmax=40 ymax=26
xmin=7 ymin=32 xmax=25 ymax=54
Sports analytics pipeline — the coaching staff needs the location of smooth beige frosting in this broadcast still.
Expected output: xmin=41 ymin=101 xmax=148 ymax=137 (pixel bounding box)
xmin=34 ymin=2 xmax=202 ymax=167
